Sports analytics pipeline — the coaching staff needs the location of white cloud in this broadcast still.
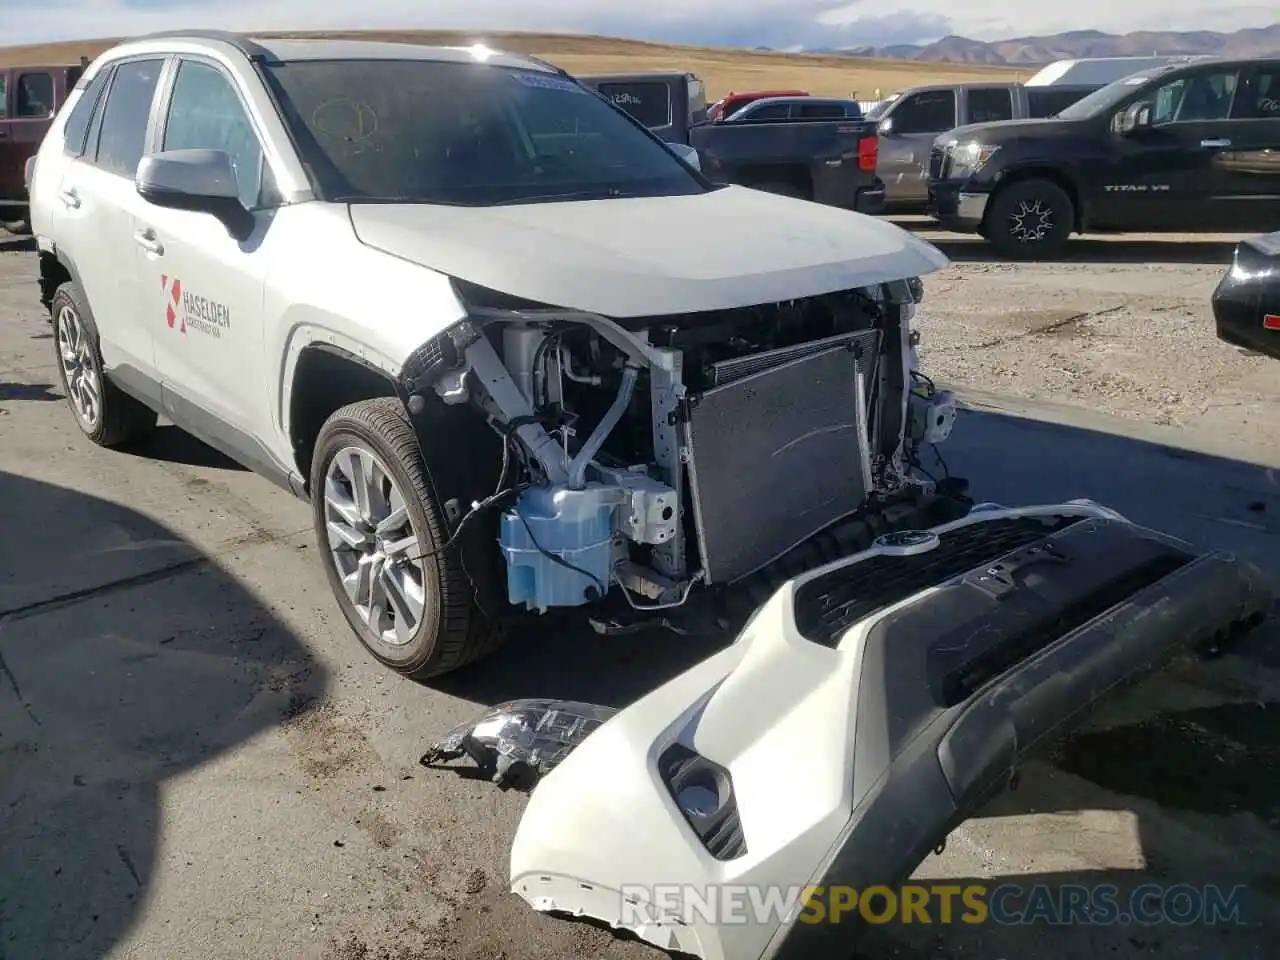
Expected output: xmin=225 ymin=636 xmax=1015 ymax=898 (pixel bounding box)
xmin=1 ymin=0 xmax=1277 ymax=49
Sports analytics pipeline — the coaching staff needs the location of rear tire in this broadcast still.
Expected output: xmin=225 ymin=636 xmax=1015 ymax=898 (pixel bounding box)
xmin=984 ymin=178 xmax=1073 ymax=260
xmin=310 ymin=397 xmax=506 ymax=680
xmin=1 ymin=218 xmax=31 ymax=236
xmin=50 ymin=282 xmax=158 ymax=447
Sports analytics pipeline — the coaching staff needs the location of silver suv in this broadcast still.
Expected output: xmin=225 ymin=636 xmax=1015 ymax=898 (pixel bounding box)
xmin=28 ymin=31 xmax=958 ymax=679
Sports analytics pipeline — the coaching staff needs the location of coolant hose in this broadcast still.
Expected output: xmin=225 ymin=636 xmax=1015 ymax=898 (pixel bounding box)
xmin=568 ymin=364 xmax=640 ymax=489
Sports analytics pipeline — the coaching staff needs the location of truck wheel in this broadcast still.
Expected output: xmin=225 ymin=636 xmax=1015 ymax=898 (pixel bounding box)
xmin=51 ymin=282 xmax=158 ymax=447
xmin=984 ymin=179 xmax=1073 ymax=260
xmin=1 ymin=218 xmax=32 ymax=237
xmin=310 ymin=397 xmax=506 ymax=680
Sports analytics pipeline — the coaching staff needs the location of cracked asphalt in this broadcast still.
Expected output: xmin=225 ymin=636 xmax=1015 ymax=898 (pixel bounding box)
xmin=2 ymin=227 xmax=1279 ymax=960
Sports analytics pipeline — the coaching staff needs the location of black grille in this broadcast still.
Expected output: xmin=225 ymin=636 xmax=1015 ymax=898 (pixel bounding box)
xmin=793 ymin=515 xmax=1084 ymax=647
xmin=928 ymin=146 xmax=946 ymax=180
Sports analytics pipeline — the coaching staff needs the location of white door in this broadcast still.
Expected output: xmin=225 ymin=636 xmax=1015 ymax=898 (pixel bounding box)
xmin=137 ymin=55 xmax=275 ymax=440
xmin=53 ymin=57 xmax=168 ymax=375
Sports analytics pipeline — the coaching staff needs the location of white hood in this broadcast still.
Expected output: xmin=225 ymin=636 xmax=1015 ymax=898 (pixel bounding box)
xmin=347 ymin=186 xmax=949 ymax=318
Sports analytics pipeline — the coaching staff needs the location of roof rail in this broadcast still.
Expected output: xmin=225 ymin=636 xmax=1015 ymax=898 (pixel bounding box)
xmin=130 ymin=29 xmax=272 ymax=60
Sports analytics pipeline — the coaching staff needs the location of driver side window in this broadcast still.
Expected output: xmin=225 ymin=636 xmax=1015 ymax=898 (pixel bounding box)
xmin=1150 ymin=70 xmax=1239 ymax=123
xmin=162 ymin=59 xmax=271 ymax=208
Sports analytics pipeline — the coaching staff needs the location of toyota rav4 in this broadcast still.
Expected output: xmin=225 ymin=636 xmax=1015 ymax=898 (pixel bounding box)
xmin=39 ymin=31 xmax=1220 ymax=689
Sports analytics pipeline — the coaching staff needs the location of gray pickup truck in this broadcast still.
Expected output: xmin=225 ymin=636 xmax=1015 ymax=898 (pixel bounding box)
xmin=580 ymin=73 xmax=885 ymax=212
xmin=870 ymin=81 xmax=1100 ymax=207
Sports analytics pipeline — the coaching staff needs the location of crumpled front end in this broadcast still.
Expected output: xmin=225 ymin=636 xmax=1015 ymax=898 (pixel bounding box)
xmin=507 ymin=500 xmax=1271 ymax=960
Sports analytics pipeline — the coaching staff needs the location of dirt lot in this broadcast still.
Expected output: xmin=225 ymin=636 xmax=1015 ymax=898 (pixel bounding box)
xmin=1 ymin=226 xmax=1279 ymax=960
xmin=0 ymin=30 xmax=1019 ymax=99
xmin=905 ymin=218 xmax=1280 ymax=457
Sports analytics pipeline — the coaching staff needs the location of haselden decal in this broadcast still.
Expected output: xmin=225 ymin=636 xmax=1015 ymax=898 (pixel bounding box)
xmin=162 ymin=275 xmax=231 ymax=339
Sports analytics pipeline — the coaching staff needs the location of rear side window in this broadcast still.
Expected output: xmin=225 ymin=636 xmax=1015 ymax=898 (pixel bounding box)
xmin=0 ymin=75 xmax=7 ymax=118
xmin=966 ymin=88 xmax=1013 ymax=123
xmin=595 ymin=81 xmax=672 ymax=128
xmin=797 ymin=102 xmax=849 ymax=119
xmin=16 ymin=73 xmax=55 ymax=117
xmin=93 ymin=58 xmax=164 ymax=177
xmin=738 ymin=102 xmax=790 ymax=120
xmin=62 ymin=68 xmax=111 ymax=155
xmin=1238 ymin=67 xmax=1280 ymax=118
xmin=1027 ymin=88 xmax=1093 ymax=117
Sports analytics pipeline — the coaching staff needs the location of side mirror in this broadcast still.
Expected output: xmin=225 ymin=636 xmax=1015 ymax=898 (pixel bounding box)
xmin=878 ymin=117 xmax=894 ymax=135
xmin=135 ymin=149 xmax=253 ymax=240
xmin=667 ymin=141 xmax=701 ymax=172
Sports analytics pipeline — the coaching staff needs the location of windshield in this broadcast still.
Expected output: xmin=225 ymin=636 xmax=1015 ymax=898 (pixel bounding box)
xmin=262 ymin=59 xmax=708 ymax=206
xmin=1054 ymin=69 xmax=1169 ymax=120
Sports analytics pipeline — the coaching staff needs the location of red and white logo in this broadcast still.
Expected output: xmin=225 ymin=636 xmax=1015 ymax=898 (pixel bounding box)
xmin=162 ymin=274 xmax=185 ymax=334
xmin=1263 ymin=314 xmax=1280 ymax=331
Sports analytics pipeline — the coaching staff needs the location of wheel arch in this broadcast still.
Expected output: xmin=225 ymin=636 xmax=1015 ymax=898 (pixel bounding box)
xmin=987 ymin=164 xmax=1084 ymax=233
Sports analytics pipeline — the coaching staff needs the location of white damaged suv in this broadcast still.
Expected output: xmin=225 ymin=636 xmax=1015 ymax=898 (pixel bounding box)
xmin=29 ymin=31 xmax=960 ymax=679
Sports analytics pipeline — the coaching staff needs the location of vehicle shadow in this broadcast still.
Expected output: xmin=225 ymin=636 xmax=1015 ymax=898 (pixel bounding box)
xmin=125 ymin=423 xmax=249 ymax=471
xmin=0 ymin=235 xmax=36 ymax=254
xmin=0 ymin=470 xmax=327 ymax=960
xmin=928 ymin=236 xmax=1238 ymax=265
xmin=0 ymin=381 xmax=60 ymax=402
xmin=885 ymin=218 xmax=1238 ymax=265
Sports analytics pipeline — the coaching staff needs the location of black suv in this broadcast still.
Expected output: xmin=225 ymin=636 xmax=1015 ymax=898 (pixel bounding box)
xmin=927 ymin=58 xmax=1280 ymax=259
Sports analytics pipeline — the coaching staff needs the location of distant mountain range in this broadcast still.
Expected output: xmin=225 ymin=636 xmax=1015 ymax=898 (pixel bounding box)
xmin=807 ymin=25 xmax=1280 ymax=65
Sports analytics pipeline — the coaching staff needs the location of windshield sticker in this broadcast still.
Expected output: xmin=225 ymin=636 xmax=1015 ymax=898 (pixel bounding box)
xmin=510 ymin=71 xmax=588 ymax=94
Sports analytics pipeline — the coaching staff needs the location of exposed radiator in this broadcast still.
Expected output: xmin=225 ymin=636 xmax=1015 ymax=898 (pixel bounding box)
xmin=707 ymin=329 xmax=879 ymax=387
xmin=685 ymin=334 xmax=881 ymax=585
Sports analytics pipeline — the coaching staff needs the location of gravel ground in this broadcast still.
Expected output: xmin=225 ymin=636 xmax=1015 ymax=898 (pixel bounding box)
xmin=905 ymin=222 xmax=1280 ymax=456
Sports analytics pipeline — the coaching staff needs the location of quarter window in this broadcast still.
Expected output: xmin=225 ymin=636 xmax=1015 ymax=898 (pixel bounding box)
xmin=0 ymin=76 xmax=7 ymax=118
xmin=94 ymin=58 xmax=164 ymax=178
xmin=62 ymin=69 xmax=111 ymax=155
xmin=162 ymin=59 xmax=267 ymax=208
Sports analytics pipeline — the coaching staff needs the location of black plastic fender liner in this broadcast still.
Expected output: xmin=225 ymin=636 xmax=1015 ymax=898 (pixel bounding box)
xmin=758 ymin=547 xmax=1271 ymax=960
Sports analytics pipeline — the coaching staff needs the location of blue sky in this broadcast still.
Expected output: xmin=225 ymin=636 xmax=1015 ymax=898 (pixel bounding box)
xmin=3 ymin=0 xmax=1278 ymax=49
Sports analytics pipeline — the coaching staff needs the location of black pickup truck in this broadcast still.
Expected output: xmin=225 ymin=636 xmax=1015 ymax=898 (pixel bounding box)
xmin=927 ymin=57 xmax=1280 ymax=259
xmin=579 ymin=72 xmax=886 ymax=213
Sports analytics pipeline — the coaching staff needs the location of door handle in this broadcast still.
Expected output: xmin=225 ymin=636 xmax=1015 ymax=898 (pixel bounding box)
xmin=134 ymin=228 xmax=163 ymax=255
xmin=57 ymin=188 xmax=80 ymax=209
xmin=1201 ymin=138 xmax=1232 ymax=148
xmin=0 ymin=130 xmax=9 ymax=140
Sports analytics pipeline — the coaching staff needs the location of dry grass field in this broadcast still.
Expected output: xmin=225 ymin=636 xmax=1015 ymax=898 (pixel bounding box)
xmin=0 ymin=29 xmax=1023 ymax=99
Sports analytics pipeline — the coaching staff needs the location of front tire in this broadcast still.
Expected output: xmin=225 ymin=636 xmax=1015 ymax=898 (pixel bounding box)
xmin=310 ymin=397 xmax=505 ymax=680
xmin=51 ymin=282 xmax=158 ymax=447
xmin=984 ymin=178 xmax=1073 ymax=260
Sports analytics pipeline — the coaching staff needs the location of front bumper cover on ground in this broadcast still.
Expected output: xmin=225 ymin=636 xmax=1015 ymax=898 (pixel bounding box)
xmin=503 ymin=500 xmax=1271 ymax=960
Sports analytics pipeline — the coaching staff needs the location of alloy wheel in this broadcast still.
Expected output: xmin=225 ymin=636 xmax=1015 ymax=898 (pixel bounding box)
xmin=1008 ymin=199 xmax=1054 ymax=243
xmin=56 ymin=303 xmax=101 ymax=429
xmin=322 ymin=445 xmax=428 ymax=647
